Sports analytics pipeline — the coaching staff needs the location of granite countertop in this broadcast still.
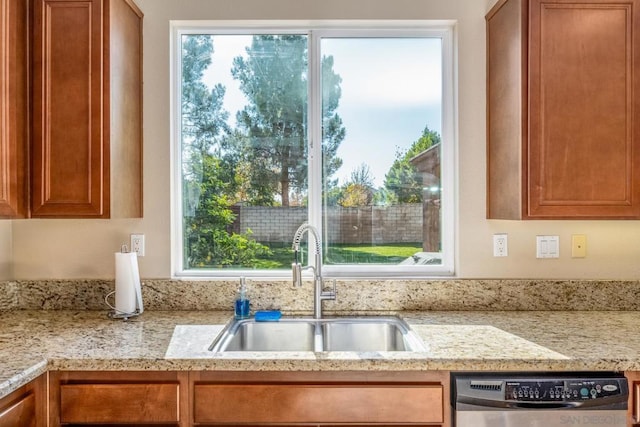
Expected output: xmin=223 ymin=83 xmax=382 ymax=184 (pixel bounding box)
xmin=2 ymin=309 xmax=640 ymax=399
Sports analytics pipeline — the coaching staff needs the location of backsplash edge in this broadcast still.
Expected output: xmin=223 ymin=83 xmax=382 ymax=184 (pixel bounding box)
xmin=1 ymin=279 xmax=639 ymax=311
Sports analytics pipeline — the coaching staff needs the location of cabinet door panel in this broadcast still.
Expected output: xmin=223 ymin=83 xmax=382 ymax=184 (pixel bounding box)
xmin=528 ymin=0 xmax=640 ymax=218
xmin=194 ymin=384 xmax=443 ymax=424
xmin=60 ymin=383 xmax=180 ymax=424
xmin=31 ymin=0 xmax=104 ymax=217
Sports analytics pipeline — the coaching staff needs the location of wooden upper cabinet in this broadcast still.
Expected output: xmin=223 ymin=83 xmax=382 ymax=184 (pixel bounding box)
xmin=0 ymin=0 xmax=28 ymax=218
xmin=486 ymin=0 xmax=640 ymax=219
xmin=31 ymin=0 xmax=142 ymax=218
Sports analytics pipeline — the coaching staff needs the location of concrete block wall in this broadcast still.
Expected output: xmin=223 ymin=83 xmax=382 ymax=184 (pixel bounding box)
xmin=237 ymin=204 xmax=423 ymax=245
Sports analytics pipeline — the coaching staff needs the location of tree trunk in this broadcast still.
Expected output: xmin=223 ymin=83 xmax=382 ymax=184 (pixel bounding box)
xmin=281 ymin=145 xmax=290 ymax=206
xmin=281 ymin=178 xmax=290 ymax=206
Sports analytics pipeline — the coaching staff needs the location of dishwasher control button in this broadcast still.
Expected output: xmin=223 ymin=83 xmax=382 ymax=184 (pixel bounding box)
xmin=580 ymin=388 xmax=589 ymax=397
xmin=590 ymin=389 xmax=597 ymax=398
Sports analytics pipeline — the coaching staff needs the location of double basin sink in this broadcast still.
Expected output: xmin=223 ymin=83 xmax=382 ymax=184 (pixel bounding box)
xmin=209 ymin=316 xmax=427 ymax=352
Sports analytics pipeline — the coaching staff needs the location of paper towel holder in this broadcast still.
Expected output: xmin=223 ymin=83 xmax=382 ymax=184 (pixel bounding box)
xmin=106 ymin=244 xmax=144 ymax=321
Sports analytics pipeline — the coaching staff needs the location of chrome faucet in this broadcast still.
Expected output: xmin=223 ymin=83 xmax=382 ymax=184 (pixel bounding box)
xmin=291 ymin=223 xmax=336 ymax=319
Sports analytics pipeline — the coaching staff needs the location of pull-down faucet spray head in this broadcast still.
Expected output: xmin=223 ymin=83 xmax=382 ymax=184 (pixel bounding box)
xmin=292 ymin=246 xmax=303 ymax=287
xmin=291 ymin=223 xmax=321 ymax=287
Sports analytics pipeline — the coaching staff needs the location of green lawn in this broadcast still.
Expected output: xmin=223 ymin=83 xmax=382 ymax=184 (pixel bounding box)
xmin=252 ymin=242 xmax=422 ymax=269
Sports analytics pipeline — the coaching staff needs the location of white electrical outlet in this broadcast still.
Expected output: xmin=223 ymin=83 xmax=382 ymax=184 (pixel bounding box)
xmin=493 ymin=233 xmax=508 ymax=257
xmin=130 ymin=234 xmax=145 ymax=257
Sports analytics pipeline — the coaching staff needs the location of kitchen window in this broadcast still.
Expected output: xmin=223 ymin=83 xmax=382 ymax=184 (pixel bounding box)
xmin=171 ymin=21 xmax=456 ymax=278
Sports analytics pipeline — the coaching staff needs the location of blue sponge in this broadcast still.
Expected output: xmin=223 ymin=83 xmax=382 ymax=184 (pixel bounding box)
xmin=254 ymin=310 xmax=282 ymax=322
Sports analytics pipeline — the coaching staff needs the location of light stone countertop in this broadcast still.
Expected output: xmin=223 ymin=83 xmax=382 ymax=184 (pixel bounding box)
xmin=1 ymin=309 xmax=640 ymax=399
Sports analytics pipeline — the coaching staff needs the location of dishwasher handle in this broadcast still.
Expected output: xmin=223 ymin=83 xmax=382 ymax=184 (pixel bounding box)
xmin=507 ymin=402 xmax=579 ymax=410
xmin=456 ymin=395 xmax=628 ymax=411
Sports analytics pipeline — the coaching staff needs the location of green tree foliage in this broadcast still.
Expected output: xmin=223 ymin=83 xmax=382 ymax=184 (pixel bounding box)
xmin=339 ymin=184 xmax=373 ymax=207
xmin=181 ymin=35 xmax=271 ymax=268
xmin=231 ymin=35 xmax=345 ymax=206
xmin=321 ymin=55 xmax=346 ymax=191
xmin=185 ymin=156 xmax=271 ymax=268
xmin=384 ymin=125 xmax=441 ymax=204
xmin=338 ymin=164 xmax=375 ymax=207
xmin=181 ymin=35 xmax=229 ymax=157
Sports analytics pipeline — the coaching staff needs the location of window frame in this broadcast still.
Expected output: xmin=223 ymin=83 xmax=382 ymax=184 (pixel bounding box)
xmin=170 ymin=20 xmax=458 ymax=279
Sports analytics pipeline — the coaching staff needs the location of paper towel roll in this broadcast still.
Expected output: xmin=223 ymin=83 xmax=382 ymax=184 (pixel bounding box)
xmin=115 ymin=252 xmax=142 ymax=314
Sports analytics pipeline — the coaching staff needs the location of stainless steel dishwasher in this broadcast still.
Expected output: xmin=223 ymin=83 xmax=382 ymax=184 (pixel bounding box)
xmin=452 ymin=372 xmax=628 ymax=427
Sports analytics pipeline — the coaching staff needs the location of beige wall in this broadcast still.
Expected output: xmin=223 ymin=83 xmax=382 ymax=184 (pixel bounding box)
xmin=7 ymin=0 xmax=640 ymax=280
xmin=0 ymin=222 xmax=12 ymax=280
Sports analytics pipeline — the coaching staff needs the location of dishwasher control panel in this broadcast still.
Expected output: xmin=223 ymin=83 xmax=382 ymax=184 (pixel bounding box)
xmin=454 ymin=373 xmax=628 ymax=427
xmin=505 ymin=378 xmax=624 ymax=402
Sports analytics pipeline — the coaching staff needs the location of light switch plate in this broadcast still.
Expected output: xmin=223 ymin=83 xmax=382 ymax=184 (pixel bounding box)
xmin=536 ymin=235 xmax=559 ymax=258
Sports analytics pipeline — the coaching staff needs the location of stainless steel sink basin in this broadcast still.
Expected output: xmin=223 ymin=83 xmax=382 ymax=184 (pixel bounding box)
xmin=321 ymin=318 xmax=419 ymax=351
xmin=209 ymin=316 xmax=426 ymax=352
xmin=209 ymin=318 xmax=317 ymax=352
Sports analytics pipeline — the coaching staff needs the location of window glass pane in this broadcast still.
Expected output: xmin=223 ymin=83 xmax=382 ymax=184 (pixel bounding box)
xmin=180 ymin=34 xmax=308 ymax=269
xmin=320 ymin=38 xmax=443 ymax=266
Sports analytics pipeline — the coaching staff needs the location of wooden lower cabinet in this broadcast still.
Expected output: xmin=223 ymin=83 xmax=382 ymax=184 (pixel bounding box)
xmin=627 ymin=372 xmax=640 ymax=426
xmin=0 ymin=374 xmax=45 ymax=427
xmin=47 ymin=370 xmax=449 ymax=427
xmin=191 ymin=371 xmax=449 ymax=427
xmin=48 ymin=371 xmax=189 ymax=426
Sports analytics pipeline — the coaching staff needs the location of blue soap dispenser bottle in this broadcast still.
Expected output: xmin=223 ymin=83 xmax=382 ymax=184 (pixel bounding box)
xmin=234 ymin=276 xmax=250 ymax=319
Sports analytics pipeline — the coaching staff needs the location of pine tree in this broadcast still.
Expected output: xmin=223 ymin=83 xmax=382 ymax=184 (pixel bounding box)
xmin=231 ymin=35 xmax=344 ymax=206
xmin=384 ymin=126 xmax=441 ymax=204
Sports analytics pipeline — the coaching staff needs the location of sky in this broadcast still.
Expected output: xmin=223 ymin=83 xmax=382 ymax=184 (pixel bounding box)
xmin=200 ymin=35 xmax=442 ymax=188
